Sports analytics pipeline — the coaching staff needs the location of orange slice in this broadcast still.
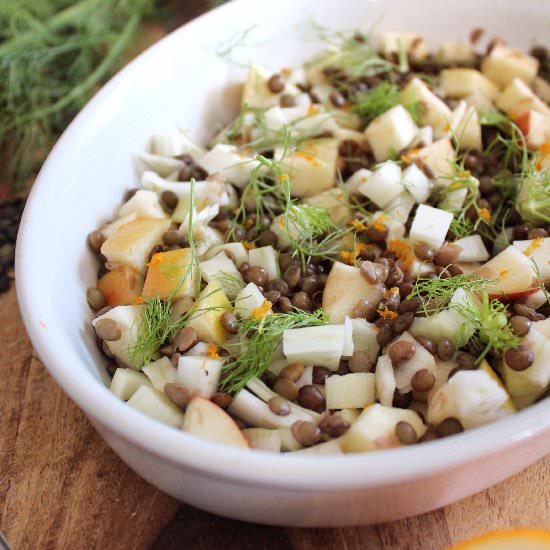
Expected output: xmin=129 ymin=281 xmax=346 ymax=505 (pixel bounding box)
xmin=449 ymin=529 xmax=550 ymax=550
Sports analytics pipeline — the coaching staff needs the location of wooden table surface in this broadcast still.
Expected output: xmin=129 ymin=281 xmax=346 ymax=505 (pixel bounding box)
xmin=1 ymin=284 xmax=549 ymax=549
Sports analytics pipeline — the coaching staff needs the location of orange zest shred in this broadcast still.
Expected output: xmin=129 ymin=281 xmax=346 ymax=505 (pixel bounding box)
xmin=377 ymin=305 xmax=398 ymax=320
xmin=307 ymin=104 xmax=320 ymax=115
xmin=295 ymin=149 xmax=320 ymax=166
xmin=251 ymin=300 xmax=272 ymax=320
xmin=207 ymin=343 xmax=220 ymax=359
xmin=350 ymin=219 xmax=367 ymax=232
xmin=278 ymin=217 xmax=285 ymax=228
xmin=242 ymin=241 xmax=256 ymax=250
xmin=387 ymin=239 xmax=414 ymax=270
xmin=479 ymin=207 xmax=491 ymax=221
xmin=401 ymin=153 xmax=412 ymax=165
xmin=147 ymin=254 xmax=162 ymax=268
xmin=499 ymin=269 xmax=509 ymax=278
xmin=384 ymin=287 xmax=400 ymax=298
xmin=340 ymin=250 xmax=356 ymax=265
xmin=372 ymin=218 xmax=387 ymax=232
xmin=134 ymin=296 xmax=145 ymax=305
xmin=278 ymin=173 xmax=289 ymax=182
xmin=523 ymin=237 xmax=544 ymax=256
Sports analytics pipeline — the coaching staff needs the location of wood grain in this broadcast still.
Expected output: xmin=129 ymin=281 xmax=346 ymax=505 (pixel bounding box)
xmin=1 ymin=285 xmax=549 ymax=550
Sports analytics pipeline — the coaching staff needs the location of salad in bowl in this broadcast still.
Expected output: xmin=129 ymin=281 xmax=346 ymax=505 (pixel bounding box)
xmin=85 ymin=26 xmax=550 ymax=455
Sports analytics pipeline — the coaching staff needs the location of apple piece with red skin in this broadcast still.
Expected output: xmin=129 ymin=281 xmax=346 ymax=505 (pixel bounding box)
xmin=182 ymin=396 xmax=249 ymax=449
xmin=473 ymin=246 xmax=538 ymax=299
xmin=514 ymin=110 xmax=550 ymax=149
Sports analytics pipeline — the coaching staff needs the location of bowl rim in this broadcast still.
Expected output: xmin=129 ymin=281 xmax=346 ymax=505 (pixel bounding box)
xmin=15 ymin=0 xmax=550 ymax=491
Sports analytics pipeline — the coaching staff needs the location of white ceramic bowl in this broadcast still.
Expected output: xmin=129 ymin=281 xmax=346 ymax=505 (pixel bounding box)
xmin=16 ymin=0 xmax=550 ymax=526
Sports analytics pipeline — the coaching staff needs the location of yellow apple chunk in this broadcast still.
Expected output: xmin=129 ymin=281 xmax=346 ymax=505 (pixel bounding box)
xmin=101 ymin=217 xmax=171 ymax=273
xmin=97 ymin=265 xmax=144 ymax=306
xmin=186 ymin=281 xmax=232 ymax=344
xmin=142 ymin=248 xmax=198 ymax=300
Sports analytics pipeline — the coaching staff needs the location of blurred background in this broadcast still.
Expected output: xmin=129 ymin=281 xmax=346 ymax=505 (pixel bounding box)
xmin=0 ymin=0 xmax=224 ymax=290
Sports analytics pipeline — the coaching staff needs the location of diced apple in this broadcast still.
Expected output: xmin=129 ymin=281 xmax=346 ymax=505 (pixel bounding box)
xmin=410 ymin=126 xmax=434 ymax=149
xmin=346 ymin=318 xmax=380 ymax=364
xmin=408 ymin=138 xmax=456 ymax=181
xmin=463 ymin=91 xmax=497 ymax=115
xmin=229 ymin=389 xmax=318 ymax=429
xmin=142 ymin=248 xmax=198 ymax=300
xmin=474 ymin=245 xmax=537 ymax=297
xmin=241 ymin=63 xmax=299 ymax=109
xmin=342 ymin=317 xmax=355 ymax=357
xmin=138 ymin=151 xmax=184 ymax=177
xmin=436 ymin=42 xmax=476 ymax=65
xmin=379 ymin=31 xmax=428 ymax=61
xmin=409 ymin=204 xmax=453 ymax=250
xmin=326 ymin=373 xmax=376 ymax=409
xmin=204 ymin=242 xmax=249 ymax=267
xmin=451 ymin=101 xmax=482 ymax=151
xmin=383 ymin=192 xmax=415 ymax=224
xmin=101 ymin=218 xmax=171 ymax=273
xmin=391 ymin=332 xmax=437 ymax=394
xmin=150 ymin=129 xmax=206 ymax=158
xmin=533 ymin=318 xmax=550 ymax=337
xmin=277 ymin=428 xmax=302 ymax=451
xmin=441 ymin=69 xmax=499 ymax=101
xmin=523 ymin=289 xmax=548 ymax=310
xmin=438 ymin=187 xmax=468 ymax=212
xmin=427 ymin=370 xmax=511 ymax=430
xmin=479 ymin=360 xmax=516 ymax=413
xmin=514 ymin=110 xmax=550 ymax=148
xmin=453 ymin=235 xmax=490 ymax=262
xmin=92 ymin=305 xmax=145 ymax=368
xmin=401 ymin=163 xmax=431 ymax=203
xmin=481 ymin=45 xmax=539 ymax=87
xmin=186 ymin=281 xmax=232 ymax=344
xmin=322 ymin=261 xmax=384 ymax=323
xmin=401 ymin=78 xmax=451 ymax=138
xmin=283 ymin=325 xmax=346 ymax=370
xmin=197 ymin=144 xmax=260 ymax=188
xmin=276 ymin=139 xmax=338 ymax=198
xmin=142 ymin=357 xmax=177 ymax=391
xmin=269 ymin=214 xmax=296 ymax=250
xmin=248 ymin=246 xmax=280 ymax=280
xmin=341 ymin=404 xmax=426 ymax=452
xmin=127 ymin=385 xmax=185 ymax=427
xmin=358 ymin=161 xmax=403 ymax=208
xmin=234 ymin=282 xmax=267 ymax=320
xmin=177 ymin=355 xmax=223 ymax=399
xmin=183 ymin=396 xmax=249 ymax=448
xmin=304 ymin=188 xmax=352 ymax=226
xmin=309 ymin=84 xmax=361 ymax=129
xmin=97 ymin=265 xmax=144 ymax=306
xmin=513 ymin=237 xmax=550 ymax=281
xmin=344 ymin=168 xmax=372 ymax=193
xmin=100 ymin=214 xmax=138 ymax=239
xmin=243 ymin=428 xmax=282 ymax=452
xmin=496 ymin=78 xmax=550 ymax=118
xmin=364 ymin=105 xmax=418 ymax=162
xmin=199 ymin=252 xmax=244 ymax=298
xmin=118 ymin=189 xmax=167 ymax=219
xmin=110 ymin=368 xmax=151 ymax=400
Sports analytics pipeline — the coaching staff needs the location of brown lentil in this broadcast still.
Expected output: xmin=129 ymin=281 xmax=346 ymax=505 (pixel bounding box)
xmin=291 ymin=420 xmax=322 ymax=446
xmin=349 ymin=351 xmax=373 ymax=373
xmin=279 ymin=93 xmax=296 ymax=107
xmin=312 ymin=366 xmax=331 ymax=385
xmin=319 ymin=415 xmax=350 ymax=438
xmin=211 ymin=392 xmax=233 ymax=409
xmin=87 ymin=230 xmax=105 ymax=255
xmin=395 ymin=421 xmax=417 ymax=445
xmin=268 ymin=396 xmax=291 ymax=416
xmin=434 ymin=244 xmax=461 ymax=267
xmin=365 ymin=223 xmax=388 ymax=243
xmin=267 ymin=73 xmax=285 ymax=93
xmin=279 ymin=253 xmax=293 ymax=271
xmin=393 ymin=312 xmax=415 ymax=335
xmin=389 ymin=340 xmax=416 ymax=365
xmin=278 ymin=296 xmax=293 ymax=313
xmin=504 ymin=345 xmax=534 ymax=371
xmin=87 ymin=287 xmax=105 ymax=311
xmin=273 ymin=377 xmax=299 ymax=401
xmin=414 ymin=242 xmax=434 ymax=262
xmin=510 ymin=315 xmax=531 ymax=337
xmin=244 ymin=265 xmax=268 ymax=287
xmin=283 ymin=263 xmax=301 ymax=289
xmin=267 ymin=278 xmax=289 ymax=296
xmin=398 ymin=297 xmax=420 ymax=314
xmin=513 ymin=224 xmax=531 ymax=240
xmin=221 ymin=312 xmax=239 ymax=334
xmin=512 ymin=303 xmax=545 ymax=321
xmin=380 ymin=288 xmax=401 ymax=311
xmin=329 ymin=91 xmax=346 ymax=108
xmin=437 ymin=338 xmax=455 ymax=361
xmin=170 ymin=352 xmax=181 ymax=367
xmin=292 ymin=291 xmax=312 ymax=311
xmin=377 ymin=324 xmax=394 ymax=347
xmin=94 ymin=318 xmax=121 ymax=341
xmin=173 ymin=326 xmax=198 ymax=353
xmin=160 ymin=190 xmax=179 ymax=211
xmin=257 ymin=230 xmax=278 ymax=247
xmin=398 ymin=280 xmax=414 ymax=298
xmin=528 ymin=227 xmax=548 ymax=239
xmin=162 ymin=229 xmax=186 ymax=246
xmin=264 ymin=290 xmax=281 ymax=304
xmin=279 ymin=362 xmax=305 ymax=382
xmin=298 ymin=384 xmax=326 ymax=413
xmin=164 ymin=383 xmax=190 ymax=410
xmin=436 ymin=417 xmax=464 ymax=438
xmin=392 ymin=389 xmax=413 ymax=409
xmin=301 ymin=275 xmax=321 ymax=295
xmin=360 ymin=260 xmax=389 ymax=284
xmin=456 ymin=352 xmax=477 ymax=370
xmin=419 ymin=430 xmax=438 ymax=443
xmin=411 ymin=369 xmax=436 ymax=392
xmin=386 ymin=262 xmax=405 ymax=287
xmin=352 ymin=299 xmax=377 ymax=321
xmin=416 ymin=335 xmax=437 ymax=355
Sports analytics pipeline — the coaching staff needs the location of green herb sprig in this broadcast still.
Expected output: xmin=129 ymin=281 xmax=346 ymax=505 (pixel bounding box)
xmin=220 ymin=308 xmax=330 ymax=394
